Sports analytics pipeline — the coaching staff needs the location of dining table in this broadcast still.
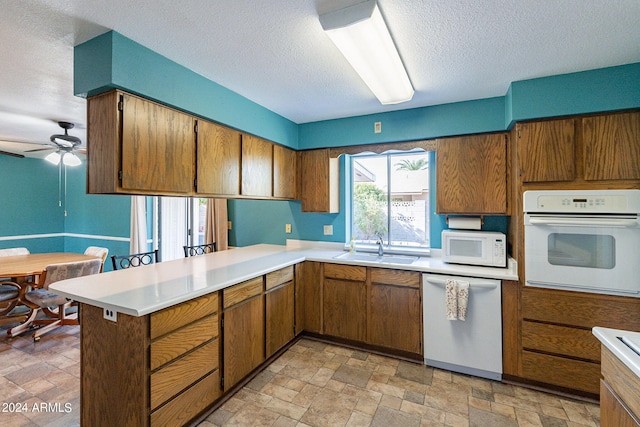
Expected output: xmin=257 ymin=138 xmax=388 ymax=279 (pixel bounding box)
xmin=0 ymin=252 xmax=100 ymax=337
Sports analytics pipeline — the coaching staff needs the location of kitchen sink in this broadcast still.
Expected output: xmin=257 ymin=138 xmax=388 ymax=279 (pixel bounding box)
xmin=333 ymin=252 xmax=419 ymax=265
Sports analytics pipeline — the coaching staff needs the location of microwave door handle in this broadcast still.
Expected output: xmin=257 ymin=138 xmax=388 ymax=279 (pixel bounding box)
xmin=424 ymin=277 xmax=498 ymax=289
xmin=528 ymin=217 xmax=639 ymax=227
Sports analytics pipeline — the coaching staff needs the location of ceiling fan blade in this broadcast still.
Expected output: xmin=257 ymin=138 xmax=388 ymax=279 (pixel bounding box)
xmin=25 ymin=146 xmax=55 ymax=153
xmin=0 ymin=150 xmax=25 ymax=158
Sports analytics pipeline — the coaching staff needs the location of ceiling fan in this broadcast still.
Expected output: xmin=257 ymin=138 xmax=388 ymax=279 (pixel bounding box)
xmin=0 ymin=121 xmax=86 ymax=161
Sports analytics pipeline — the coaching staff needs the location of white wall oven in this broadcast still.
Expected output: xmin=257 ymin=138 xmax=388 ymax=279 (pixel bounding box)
xmin=524 ymin=190 xmax=640 ymax=297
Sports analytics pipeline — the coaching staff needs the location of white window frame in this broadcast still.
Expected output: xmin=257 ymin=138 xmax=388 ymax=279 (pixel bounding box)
xmin=348 ymin=151 xmax=431 ymax=256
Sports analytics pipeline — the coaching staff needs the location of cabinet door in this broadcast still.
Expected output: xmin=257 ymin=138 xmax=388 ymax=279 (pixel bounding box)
xmin=121 ymin=93 xmax=194 ymax=193
xmin=223 ymin=295 xmax=264 ymax=389
xmin=297 ymin=261 xmax=322 ymax=334
xmin=323 ymin=278 xmax=366 ymax=342
xmin=298 ymin=149 xmax=339 ymax=213
xmin=241 ymin=134 xmax=273 ymax=197
xmin=516 ymin=119 xmax=576 ymax=183
xmin=436 ymin=133 xmax=507 ymax=214
xmin=196 ymin=120 xmax=241 ymax=195
xmin=266 ymin=281 xmax=295 ymax=357
xmin=583 ymin=111 xmax=640 ymax=181
xmin=273 ymin=144 xmax=297 ymax=199
xmin=369 ymin=269 xmax=422 ymax=355
xmin=601 ymin=380 xmax=640 ymax=427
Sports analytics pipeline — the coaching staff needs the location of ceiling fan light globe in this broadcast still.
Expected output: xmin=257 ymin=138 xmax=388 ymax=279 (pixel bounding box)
xmin=45 ymin=151 xmax=61 ymax=165
xmin=62 ymin=152 xmax=81 ymax=166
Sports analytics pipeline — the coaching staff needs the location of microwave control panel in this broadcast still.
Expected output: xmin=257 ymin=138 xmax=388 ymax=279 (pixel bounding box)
xmin=524 ymin=190 xmax=640 ymax=214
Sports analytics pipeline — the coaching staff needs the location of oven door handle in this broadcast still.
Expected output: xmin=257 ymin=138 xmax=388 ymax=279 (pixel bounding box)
xmin=527 ymin=216 xmax=639 ymax=227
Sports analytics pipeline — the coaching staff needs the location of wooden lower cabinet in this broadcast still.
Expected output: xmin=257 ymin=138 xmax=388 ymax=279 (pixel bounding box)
xmin=266 ymin=267 xmax=295 ymax=357
xmin=80 ymin=292 xmax=220 ymax=427
xmin=323 ymin=264 xmax=367 ymax=342
xmin=601 ymin=346 xmax=640 ymax=426
xmin=298 ymin=261 xmax=323 ymax=334
xmin=368 ymin=268 xmax=422 ymax=355
xmin=222 ymin=277 xmax=265 ymax=389
xmin=513 ymin=287 xmax=640 ymax=396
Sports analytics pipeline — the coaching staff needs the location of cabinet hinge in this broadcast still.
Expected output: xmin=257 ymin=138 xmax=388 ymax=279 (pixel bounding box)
xmin=194 ymin=122 xmax=198 ymax=133
xmin=517 ymin=129 xmax=521 ymax=139
xmin=118 ymin=95 xmax=124 ymax=111
xmin=194 ymin=178 xmax=197 ymax=189
xmin=118 ymin=170 xmax=123 ymax=182
xmin=220 ymin=376 xmax=224 ymax=389
xmin=221 ymin=316 xmax=224 ymax=329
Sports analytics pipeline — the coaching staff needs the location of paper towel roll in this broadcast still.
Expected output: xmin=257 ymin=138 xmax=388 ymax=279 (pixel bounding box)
xmin=448 ymin=216 xmax=482 ymax=230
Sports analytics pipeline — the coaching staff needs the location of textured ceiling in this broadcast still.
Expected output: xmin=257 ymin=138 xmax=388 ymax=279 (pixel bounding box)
xmin=1 ymin=0 xmax=640 ymax=156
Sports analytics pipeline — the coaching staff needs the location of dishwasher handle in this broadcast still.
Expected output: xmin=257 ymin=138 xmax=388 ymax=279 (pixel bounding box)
xmin=424 ymin=277 xmax=498 ymax=289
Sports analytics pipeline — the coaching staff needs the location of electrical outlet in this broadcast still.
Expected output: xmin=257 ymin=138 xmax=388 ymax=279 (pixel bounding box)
xmin=103 ymin=308 xmax=117 ymax=322
xmin=285 ymin=224 xmax=292 ymax=233
xmin=374 ymin=121 xmax=382 ymax=133
xmin=323 ymin=225 xmax=333 ymax=235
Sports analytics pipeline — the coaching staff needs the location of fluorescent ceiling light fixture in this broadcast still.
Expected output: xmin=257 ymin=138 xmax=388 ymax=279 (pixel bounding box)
xmin=320 ymin=0 xmax=414 ymax=105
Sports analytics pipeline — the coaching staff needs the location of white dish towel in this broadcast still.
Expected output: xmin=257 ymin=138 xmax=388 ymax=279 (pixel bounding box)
xmin=445 ymin=279 xmax=470 ymax=321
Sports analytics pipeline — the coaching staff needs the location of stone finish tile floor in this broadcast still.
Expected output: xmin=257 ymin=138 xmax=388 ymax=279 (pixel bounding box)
xmin=0 ymin=326 xmax=600 ymax=427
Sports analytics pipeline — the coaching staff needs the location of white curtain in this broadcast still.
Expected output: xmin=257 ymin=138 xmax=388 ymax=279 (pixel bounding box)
xmin=130 ymin=196 xmax=148 ymax=254
xmin=205 ymin=199 xmax=228 ymax=251
xmin=160 ymin=197 xmax=188 ymax=261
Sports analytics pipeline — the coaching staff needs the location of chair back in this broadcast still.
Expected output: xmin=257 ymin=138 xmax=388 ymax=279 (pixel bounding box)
xmin=40 ymin=259 xmax=103 ymax=289
xmin=111 ymin=249 xmax=159 ymax=270
xmin=84 ymin=246 xmax=109 ymax=272
xmin=0 ymin=247 xmax=30 ymax=257
xmin=183 ymin=243 xmax=216 ymax=258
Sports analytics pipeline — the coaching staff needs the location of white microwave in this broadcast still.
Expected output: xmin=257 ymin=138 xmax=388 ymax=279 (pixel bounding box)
xmin=442 ymin=230 xmax=507 ymax=267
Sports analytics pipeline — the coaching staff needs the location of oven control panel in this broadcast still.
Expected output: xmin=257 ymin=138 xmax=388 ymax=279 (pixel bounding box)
xmin=524 ymin=190 xmax=640 ymax=214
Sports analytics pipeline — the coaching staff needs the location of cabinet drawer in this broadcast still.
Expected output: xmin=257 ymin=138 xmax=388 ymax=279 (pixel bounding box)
xmin=151 ymin=370 xmax=220 ymax=427
xmin=151 ymin=293 xmax=218 ymax=340
xmin=150 ymin=339 xmax=218 ymax=410
xmin=370 ymin=268 xmax=420 ymax=289
xmin=324 ymin=263 xmax=366 ymax=281
xmin=151 ymin=314 xmax=218 ymax=371
xmin=266 ymin=266 xmax=294 ymax=291
xmin=521 ymin=350 xmax=600 ymax=394
xmin=223 ymin=277 xmax=263 ymax=308
xmin=522 ymin=287 xmax=640 ymax=330
xmin=522 ymin=321 xmax=600 ymax=362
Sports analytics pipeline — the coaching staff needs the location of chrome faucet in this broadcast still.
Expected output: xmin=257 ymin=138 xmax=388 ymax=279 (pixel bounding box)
xmin=376 ymin=235 xmax=384 ymax=257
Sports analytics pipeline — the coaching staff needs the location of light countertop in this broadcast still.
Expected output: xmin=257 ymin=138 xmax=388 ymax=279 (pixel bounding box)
xmin=50 ymin=241 xmax=518 ymax=317
xmin=593 ymin=327 xmax=640 ymax=379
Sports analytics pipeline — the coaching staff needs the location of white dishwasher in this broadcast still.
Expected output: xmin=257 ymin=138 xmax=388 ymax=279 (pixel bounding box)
xmin=423 ymin=274 xmax=502 ymax=381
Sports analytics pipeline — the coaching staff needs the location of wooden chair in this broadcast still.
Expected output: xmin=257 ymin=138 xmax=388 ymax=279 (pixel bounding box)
xmin=0 ymin=280 xmax=29 ymax=326
xmin=22 ymin=258 xmax=103 ymax=341
xmin=84 ymin=246 xmax=109 ymax=272
xmin=111 ymin=249 xmax=159 ymax=270
xmin=0 ymin=247 xmax=32 ymax=326
xmin=183 ymin=242 xmax=216 ymax=258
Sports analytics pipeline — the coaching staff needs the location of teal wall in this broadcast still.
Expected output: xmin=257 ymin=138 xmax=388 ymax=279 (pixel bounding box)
xmin=75 ymin=31 xmax=298 ymax=149
xmin=0 ymin=156 xmax=132 ymax=272
xmin=70 ymin=32 xmax=640 ymax=248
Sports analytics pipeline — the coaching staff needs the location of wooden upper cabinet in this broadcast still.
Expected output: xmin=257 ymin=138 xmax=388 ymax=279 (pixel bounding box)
xmin=121 ymin=93 xmax=194 ymax=194
xmin=436 ymin=133 xmax=507 ymax=214
xmin=273 ymin=144 xmax=297 ymax=199
xmin=583 ymin=111 xmax=640 ymax=181
xmin=298 ymin=149 xmax=339 ymax=213
xmin=241 ymin=134 xmax=273 ymax=197
xmin=516 ymin=119 xmax=576 ymax=183
xmin=195 ymin=119 xmax=241 ymax=196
